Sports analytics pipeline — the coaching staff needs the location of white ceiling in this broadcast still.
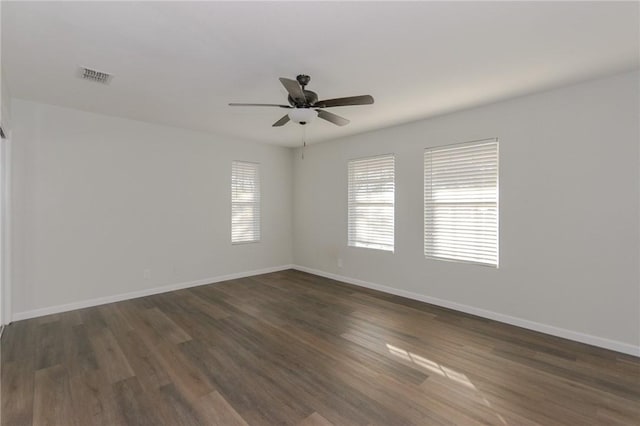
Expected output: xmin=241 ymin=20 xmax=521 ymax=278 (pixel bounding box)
xmin=3 ymin=1 xmax=638 ymax=147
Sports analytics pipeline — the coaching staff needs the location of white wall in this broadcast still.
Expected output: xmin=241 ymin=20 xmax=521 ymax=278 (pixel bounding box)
xmin=11 ymin=100 xmax=293 ymax=317
xmin=293 ymin=71 xmax=640 ymax=353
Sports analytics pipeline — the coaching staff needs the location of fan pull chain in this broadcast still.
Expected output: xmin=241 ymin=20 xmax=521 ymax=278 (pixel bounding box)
xmin=301 ymin=124 xmax=307 ymax=160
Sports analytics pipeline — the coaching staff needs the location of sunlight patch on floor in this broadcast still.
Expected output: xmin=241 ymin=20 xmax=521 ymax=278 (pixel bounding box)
xmin=386 ymin=343 xmax=476 ymax=389
xmin=386 ymin=343 xmax=509 ymax=425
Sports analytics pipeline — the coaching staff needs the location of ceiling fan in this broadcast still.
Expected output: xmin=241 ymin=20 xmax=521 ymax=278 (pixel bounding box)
xmin=229 ymin=74 xmax=374 ymax=127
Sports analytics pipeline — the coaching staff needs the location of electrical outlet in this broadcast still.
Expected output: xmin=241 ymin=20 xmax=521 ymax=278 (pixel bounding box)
xmin=337 ymin=258 xmax=343 ymax=268
xmin=143 ymin=269 xmax=151 ymax=279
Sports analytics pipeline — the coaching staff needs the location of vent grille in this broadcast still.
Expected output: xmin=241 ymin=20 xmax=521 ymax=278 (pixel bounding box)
xmin=79 ymin=67 xmax=112 ymax=84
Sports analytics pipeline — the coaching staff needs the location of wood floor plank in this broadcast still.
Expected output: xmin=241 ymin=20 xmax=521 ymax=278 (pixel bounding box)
xmin=112 ymin=377 xmax=162 ymax=426
xmin=162 ymin=289 xmax=232 ymax=320
xmin=2 ymin=270 xmax=639 ymax=426
xmin=33 ymin=364 xmax=76 ymax=426
xmin=1 ymin=360 xmax=34 ymax=426
xmin=195 ymin=391 xmax=249 ymax=426
xmin=35 ymin=320 xmax=64 ymax=370
xmin=180 ymin=338 xmax=313 ymax=425
xmin=297 ymin=412 xmax=335 ymax=426
xmin=2 ymin=320 xmax=37 ymax=364
xmin=111 ymin=328 xmax=172 ymax=392
xmin=63 ymin=323 xmax=99 ymax=370
xmin=89 ymin=328 xmax=135 ymax=384
xmin=67 ymin=363 xmax=125 ymax=426
xmin=151 ymin=339 xmax=216 ymax=400
xmin=155 ymin=383 xmax=204 ymax=425
xmin=142 ymin=307 xmax=192 ymax=344
xmin=62 ymin=321 xmax=123 ymax=426
xmin=96 ymin=303 xmax=172 ymax=392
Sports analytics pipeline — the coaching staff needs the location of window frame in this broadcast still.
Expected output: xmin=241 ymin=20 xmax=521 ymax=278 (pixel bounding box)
xmin=231 ymin=160 xmax=261 ymax=245
xmin=424 ymin=138 xmax=499 ymax=267
xmin=347 ymin=153 xmax=396 ymax=252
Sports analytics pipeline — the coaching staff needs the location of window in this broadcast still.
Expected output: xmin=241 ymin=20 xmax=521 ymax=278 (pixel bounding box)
xmin=348 ymin=154 xmax=395 ymax=251
xmin=424 ymin=139 xmax=498 ymax=266
xmin=231 ymin=161 xmax=260 ymax=244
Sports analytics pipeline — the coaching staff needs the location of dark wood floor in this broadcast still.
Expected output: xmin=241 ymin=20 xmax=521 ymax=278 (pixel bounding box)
xmin=2 ymin=270 xmax=639 ymax=425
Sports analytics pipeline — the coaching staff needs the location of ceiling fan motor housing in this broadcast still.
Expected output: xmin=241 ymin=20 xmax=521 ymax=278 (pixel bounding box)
xmin=288 ymin=90 xmax=318 ymax=107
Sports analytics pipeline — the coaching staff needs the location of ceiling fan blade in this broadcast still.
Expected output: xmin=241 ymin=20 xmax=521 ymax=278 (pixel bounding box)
xmin=272 ymin=114 xmax=290 ymax=127
xmin=229 ymin=103 xmax=291 ymax=108
xmin=279 ymin=78 xmax=306 ymax=103
xmin=317 ymin=110 xmax=350 ymax=126
xmin=314 ymin=95 xmax=374 ymax=108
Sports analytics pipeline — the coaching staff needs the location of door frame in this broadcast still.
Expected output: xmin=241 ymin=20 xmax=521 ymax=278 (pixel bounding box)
xmin=0 ymin=129 xmax=11 ymax=327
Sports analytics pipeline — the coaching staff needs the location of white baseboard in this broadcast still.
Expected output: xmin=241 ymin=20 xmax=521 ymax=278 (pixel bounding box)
xmin=12 ymin=264 xmax=294 ymax=322
xmin=292 ymin=265 xmax=640 ymax=357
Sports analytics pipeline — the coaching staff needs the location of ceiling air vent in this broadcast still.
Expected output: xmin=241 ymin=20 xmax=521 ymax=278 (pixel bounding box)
xmin=78 ymin=67 xmax=113 ymax=84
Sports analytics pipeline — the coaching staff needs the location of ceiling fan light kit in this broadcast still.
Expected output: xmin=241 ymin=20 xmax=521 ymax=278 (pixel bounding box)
xmin=288 ymin=107 xmax=316 ymax=125
xmin=229 ymin=74 xmax=374 ymax=128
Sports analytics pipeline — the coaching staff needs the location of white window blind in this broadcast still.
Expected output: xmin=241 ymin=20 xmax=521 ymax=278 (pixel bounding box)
xmin=232 ymin=161 xmax=260 ymax=244
xmin=424 ymin=139 xmax=498 ymax=266
xmin=348 ymin=154 xmax=395 ymax=252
